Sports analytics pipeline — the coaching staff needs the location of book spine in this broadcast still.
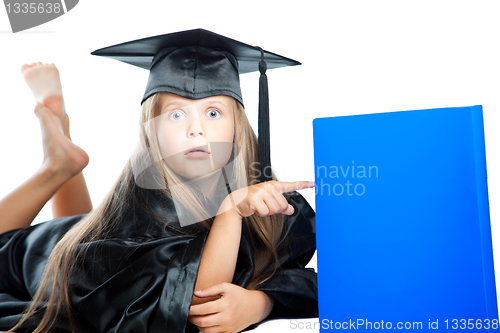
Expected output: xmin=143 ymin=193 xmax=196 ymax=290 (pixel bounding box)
xmin=471 ymin=105 xmax=499 ymax=328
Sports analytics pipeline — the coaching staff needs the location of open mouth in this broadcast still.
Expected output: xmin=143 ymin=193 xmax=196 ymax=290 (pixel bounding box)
xmin=184 ymin=146 xmax=210 ymax=156
xmin=184 ymin=147 xmax=210 ymax=155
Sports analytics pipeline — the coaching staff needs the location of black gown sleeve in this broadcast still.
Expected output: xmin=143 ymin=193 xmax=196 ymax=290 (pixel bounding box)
xmin=0 ymin=214 xmax=87 ymax=332
xmin=64 ymin=190 xmax=211 ymax=333
xmin=256 ymin=191 xmax=318 ymax=320
xmin=232 ymin=190 xmax=318 ymax=325
xmin=0 ymin=189 xmax=210 ymax=333
xmin=69 ymin=229 xmax=208 ymax=333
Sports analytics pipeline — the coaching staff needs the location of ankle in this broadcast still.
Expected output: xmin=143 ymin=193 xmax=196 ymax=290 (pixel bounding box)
xmin=62 ymin=115 xmax=71 ymax=140
xmin=38 ymin=160 xmax=74 ymax=183
xmin=43 ymin=94 xmax=65 ymax=115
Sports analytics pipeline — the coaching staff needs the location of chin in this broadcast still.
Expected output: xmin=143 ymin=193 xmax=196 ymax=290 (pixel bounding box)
xmin=176 ymin=171 xmax=207 ymax=181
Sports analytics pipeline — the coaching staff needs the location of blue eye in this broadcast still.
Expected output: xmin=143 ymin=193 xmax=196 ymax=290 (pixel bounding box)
xmin=169 ymin=110 xmax=185 ymax=120
xmin=207 ymin=108 xmax=221 ymax=119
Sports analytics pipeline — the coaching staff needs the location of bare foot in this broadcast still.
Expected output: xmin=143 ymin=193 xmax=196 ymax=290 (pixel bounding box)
xmin=21 ymin=62 xmax=70 ymax=139
xmin=35 ymin=103 xmax=89 ymax=180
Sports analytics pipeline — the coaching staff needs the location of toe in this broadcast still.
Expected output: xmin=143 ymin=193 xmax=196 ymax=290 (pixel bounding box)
xmin=21 ymin=64 xmax=30 ymax=72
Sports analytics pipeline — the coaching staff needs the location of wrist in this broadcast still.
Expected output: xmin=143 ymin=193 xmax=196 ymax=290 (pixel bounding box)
xmin=252 ymin=290 xmax=274 ymax=323
xmin=217 ymin=196 xmax=243 ymax=221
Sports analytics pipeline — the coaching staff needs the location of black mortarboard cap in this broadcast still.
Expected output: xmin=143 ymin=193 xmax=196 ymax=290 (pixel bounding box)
xmin=91 ymin=28 xmax=300 ymax=183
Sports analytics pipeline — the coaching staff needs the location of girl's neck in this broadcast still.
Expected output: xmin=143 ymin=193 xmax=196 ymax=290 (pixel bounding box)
xmin=184 ymin=169 xmax=222 ymax=202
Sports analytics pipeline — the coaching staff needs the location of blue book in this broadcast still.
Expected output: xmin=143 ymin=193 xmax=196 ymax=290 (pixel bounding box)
xmin=313 ymin=106 xmax=498 ymax=332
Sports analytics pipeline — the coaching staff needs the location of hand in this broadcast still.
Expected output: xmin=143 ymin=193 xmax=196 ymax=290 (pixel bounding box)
xmin=218 ymin=180 xmax=314 ymax=219
xmin=188 ymin=282 xmax=274 ymax=333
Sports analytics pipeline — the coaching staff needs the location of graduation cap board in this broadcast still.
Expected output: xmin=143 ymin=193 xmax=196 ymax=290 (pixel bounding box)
xmin=313 ymin=106 xmax=498 ymax=332
xmin=91 ymin=29 xmax=301 ymax=184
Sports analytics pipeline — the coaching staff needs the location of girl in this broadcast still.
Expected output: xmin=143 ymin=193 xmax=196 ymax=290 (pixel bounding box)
xmin=0 ymin=30 xmax=318 ymax=333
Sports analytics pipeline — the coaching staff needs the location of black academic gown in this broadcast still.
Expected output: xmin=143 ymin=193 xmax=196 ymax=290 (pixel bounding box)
xmin=0 ymin=189 xmax=317 ymax=333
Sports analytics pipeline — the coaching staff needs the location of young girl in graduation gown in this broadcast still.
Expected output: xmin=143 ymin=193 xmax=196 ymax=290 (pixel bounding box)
xmin=0 ymin=29 xmax=318 ymax=333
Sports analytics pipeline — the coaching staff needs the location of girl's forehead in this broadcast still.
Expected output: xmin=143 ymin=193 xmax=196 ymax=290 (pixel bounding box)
xmin=159 ymin=93 xmax=234 ymax=111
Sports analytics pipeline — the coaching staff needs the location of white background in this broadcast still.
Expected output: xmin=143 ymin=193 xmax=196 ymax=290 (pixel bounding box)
xmin=0 ymin=1 xmax=499 ymax=331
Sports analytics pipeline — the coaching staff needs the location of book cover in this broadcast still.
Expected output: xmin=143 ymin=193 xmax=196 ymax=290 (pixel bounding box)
xmin=313 ymin=106 xmax=498 ymax=331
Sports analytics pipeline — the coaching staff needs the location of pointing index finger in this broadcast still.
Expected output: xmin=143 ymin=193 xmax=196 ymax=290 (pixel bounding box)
xmin=275 ymin=181 xmax=315 ymax=193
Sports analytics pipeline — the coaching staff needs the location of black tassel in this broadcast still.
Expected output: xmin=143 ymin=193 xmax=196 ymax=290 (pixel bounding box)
xmin=258 ymin=48 xmax=271 ymax=183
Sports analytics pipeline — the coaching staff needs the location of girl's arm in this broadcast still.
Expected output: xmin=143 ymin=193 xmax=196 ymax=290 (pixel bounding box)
xmin=191 ymin=203 xmax=243 ymax=305
xmin=190 ymin=282 xmax=274 ymax=331
xmin=189 ymin=181 xmax=313 ymax=331
xmin=191 ymin=180 xmax=314 ymax=306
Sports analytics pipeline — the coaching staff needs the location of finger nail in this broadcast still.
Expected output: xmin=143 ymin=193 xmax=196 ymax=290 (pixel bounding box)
xmin=308 ymin=181 xmax=315 ymax=187
xmin=194 ymin=290 xmax=203 ymax=294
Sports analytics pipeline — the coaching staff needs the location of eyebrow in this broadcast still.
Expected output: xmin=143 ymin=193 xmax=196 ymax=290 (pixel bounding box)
xmin=160 ymin=102 xmax=186 ymax=114
xmin=161 ymin=99 xmax=229 ymax=113
xmin=199 ymin=99 xmax=230 ymax=109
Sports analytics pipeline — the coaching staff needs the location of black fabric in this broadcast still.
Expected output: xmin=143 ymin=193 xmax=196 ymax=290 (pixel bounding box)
xmin=143 ymin=46 xmax=243 ymax=106
xmin=258 ymin=48 xmax=271 ymax=183
xmin=0 ymin=189 xmax=317 ymax=332
xmin=90 ymin=29 xmax=300 ymax=82
xmin=90 ymin=28 xmax=300 ymax=106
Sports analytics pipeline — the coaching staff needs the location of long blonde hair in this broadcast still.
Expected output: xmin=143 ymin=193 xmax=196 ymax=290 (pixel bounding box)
xmin=8 ymin=93 xmax=287 ymax=333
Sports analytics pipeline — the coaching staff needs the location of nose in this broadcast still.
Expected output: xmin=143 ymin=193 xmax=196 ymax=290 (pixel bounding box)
xmin=187 ymin=112 xmax=205 ymax=138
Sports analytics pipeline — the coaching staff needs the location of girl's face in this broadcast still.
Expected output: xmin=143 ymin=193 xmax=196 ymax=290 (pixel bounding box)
xmin=156 ymin=93 xmax=235 ymax=180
